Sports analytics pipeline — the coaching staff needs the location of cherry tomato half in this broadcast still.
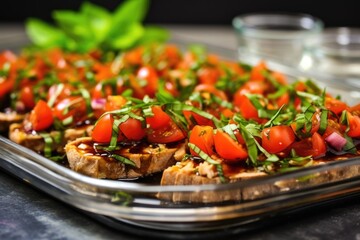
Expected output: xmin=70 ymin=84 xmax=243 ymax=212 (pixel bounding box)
xmin=92 ymin=114 xmax=118 ymax=143
xmin=147 ymin=121 xmax=185 ymax=144
xmin=53 ymin=97 xmax=87 ymax=124
xmin=189 ymin=125 xmax=214 ymax=156
xmin=136 ymin=66 xmax=159 ymax=98
xmin=145 ymin=106 xmax=171 ymax=130
xmin=119 ymin=118 xmax=146 ymax=141
xmin=261 ymin=125 xmax=295 ymax=154
xmin=290 ymin=132 xmax=326 ymax=158
xmin=29 ymin=100 xmax=53 ymax=131
xmin=347 ymin=112 xmax=360 ymax=138
xmin=213 ymin=130 xmax=248 ymax=162
xmin=19 ymin=86 xmax=35 ymax=110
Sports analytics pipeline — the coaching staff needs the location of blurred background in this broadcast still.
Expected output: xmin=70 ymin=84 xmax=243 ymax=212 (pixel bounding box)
xmin=1 ymin=0 xmax=359 ymax=27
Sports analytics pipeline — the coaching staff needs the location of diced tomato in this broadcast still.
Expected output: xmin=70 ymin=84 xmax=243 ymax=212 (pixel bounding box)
xmin=47 ymin=84 xmax=74 ymax=104
xmin=271 ymin=71 xmax=287 ymax=85
xmin=0 ymin=50 xmax=17 ymax=66
xmin=325 ymin=97 xmax=348 ymax=115
xmin=233 ymin=81 xmax=267 ymax=119
xmin=136 ymin=66 xmax=159 ymax=97
xmin=189 ymin=125 xmax=214 ymax=156
xmin=123 ymin=47 xmax=143 ymax=66
xmin=238 ymin=81 xmax=267 ymax=95
xmin=206 ymin=54 xmax=219 ymax=65
xmin=19 ymin=86 xmax=36 ymax=110
xmin=261 ymin=125 xmax=295 ymax=154
xmin=164 ymin=81 xmax=179 ymax=96
xmin=177 ymin=52 xmax=196 ymax=70
xmin=197 ymin=66 xmax=220 ymax=85
xmin=93 ymin=62 xmax=113 ymax=81
xmin=233 ymin=94 xmax=259 ymax=120
xmin=147 ymin=121 xmax=185 ymax=144
xmin=104 ymin=95 xmax=127 ymax=112
xmin=221 ymin=108 xmax=234 ymax=118
xmin=145 ymin=106 xmax=171 ymax=129
xmin=92 ymin=82 xmax=115 ymax=99
xmin=276 ymin=92 xmax=290 ymax=107
xmin=349 ymin=103 xmax=360 ymax=116
xmin=129 ymin=74 xmax=146 ymax=99
xmin=194 ymin=83 xmax=228 ymax=100
xmin=183 ymin=110 xmax=215 ymax=128
xmin=53 ymin=96 xmax=87 ymax=124
xmin=163 ymin=45 xmax=181 ymax=67
xmin=119 ymin=118 xmax=146 ymax=141
xmin=213 ymin=130 xmax=248 ymax=162
xmin=223 ymin=61 xmax=245 ymax=76
xmin=92 ymin=114 xmax=124 ymax=143
xmin=347 ymin=112 xmax=360 ymax=138
xmin=311 ymin=132 xmax=327 ymax=157
xmin=290 ymin=132 xmax=326 ymax=158
xmin=250 ymin=61 xmax=267 ymax=81
xmin=29 ymin=100 xmax=53 ymax=131
xmin=48 ymin=48 xmax=67 ymax=69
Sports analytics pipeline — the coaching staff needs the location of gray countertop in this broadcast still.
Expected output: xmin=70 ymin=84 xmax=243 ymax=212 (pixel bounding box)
xmin=1 ymin=24 xmax=360 ymax=240
xmin=2 ymin=168 xmax=360 ymax=240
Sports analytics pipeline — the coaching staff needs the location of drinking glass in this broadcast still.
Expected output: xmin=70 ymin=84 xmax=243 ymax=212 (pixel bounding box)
xmin=232 ymin=13 xmax=324 ymax=70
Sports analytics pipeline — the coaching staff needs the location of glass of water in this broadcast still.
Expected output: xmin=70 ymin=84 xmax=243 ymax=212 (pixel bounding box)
xmin=232 ymin=13 xmax=324 ymax=70
xmin=313 ymin=27 xmax=360 ymax=79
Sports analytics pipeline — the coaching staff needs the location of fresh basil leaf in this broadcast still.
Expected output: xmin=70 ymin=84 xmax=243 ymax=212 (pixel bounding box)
xmin=52 ymin=10 xmax=93 ymax=41
xmin=107 ymin=23 xmax=144 ymax=50
xmin=112 ymin=0 xmax=149 ymax=27
xmin=137 ymin=26 xmax=170 ymax=45
xmin=80 ymin=2 xmax=112 ymax=43
xmin=318 ymin=110 xmax=328 ymax=134
xmin=25 ymin=18 xmax=67 ymax=48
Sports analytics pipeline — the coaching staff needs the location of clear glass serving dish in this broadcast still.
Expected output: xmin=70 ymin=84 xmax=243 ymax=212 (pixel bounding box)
xmin=2 ymin=30 xmax=360 ymax=237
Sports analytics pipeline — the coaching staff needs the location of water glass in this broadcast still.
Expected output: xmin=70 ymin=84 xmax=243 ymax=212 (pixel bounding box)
xmin=232 ymin=13 xmax=324 ymax=70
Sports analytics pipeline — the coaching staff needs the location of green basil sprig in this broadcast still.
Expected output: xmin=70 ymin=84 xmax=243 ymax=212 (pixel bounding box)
xmin=26 ymin=0 xmax=169 ymax=53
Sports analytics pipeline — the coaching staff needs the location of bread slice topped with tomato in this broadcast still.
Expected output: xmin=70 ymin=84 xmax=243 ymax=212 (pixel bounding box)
xmin=8 ymin=94 xmax=95 ymax=159
xmin=64 ymin=96 xmax=189 ymax=179
xmin=157 ymin=72 xmax=360 ymax=203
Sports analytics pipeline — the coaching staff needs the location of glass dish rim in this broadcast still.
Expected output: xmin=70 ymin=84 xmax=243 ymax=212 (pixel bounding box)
xmin=2 ymin=135 xmax=360 ymax=194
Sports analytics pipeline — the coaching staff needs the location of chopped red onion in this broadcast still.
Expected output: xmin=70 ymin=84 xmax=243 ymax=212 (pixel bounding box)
xmin=91 ymin=98 xmax=106 ymax=110
xmin=325 ymin=132 xmax=347 ymax=151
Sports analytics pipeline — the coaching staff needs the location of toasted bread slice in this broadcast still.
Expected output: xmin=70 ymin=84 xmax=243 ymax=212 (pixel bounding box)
xmin=0 ymin=111 xmax=25 ymax=132
xmin=159 ymin=156 xmax=360 ymax=203
xmin=158 ymin=160 xmax=268 ymax=203
xmin=65 ymin=137 xmax=187 ymax=179
xmin=9 ymin=123 xmax=93 ymax=154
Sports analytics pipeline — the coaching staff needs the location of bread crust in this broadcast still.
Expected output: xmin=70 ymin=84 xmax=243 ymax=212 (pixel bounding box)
xmin=158 ymin=159 xmax=360 ymax=203
xmin=0 ymin=111 xmax=25 ymax=132
xmin=9 ymin=123 xmax=93 ymax=154
xmin=65 ymin=137 xmax=187 ymax=179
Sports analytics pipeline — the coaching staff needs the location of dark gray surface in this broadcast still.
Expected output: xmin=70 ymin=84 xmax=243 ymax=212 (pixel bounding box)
xmin=1 ymin=168 xmax=360 ymax=240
